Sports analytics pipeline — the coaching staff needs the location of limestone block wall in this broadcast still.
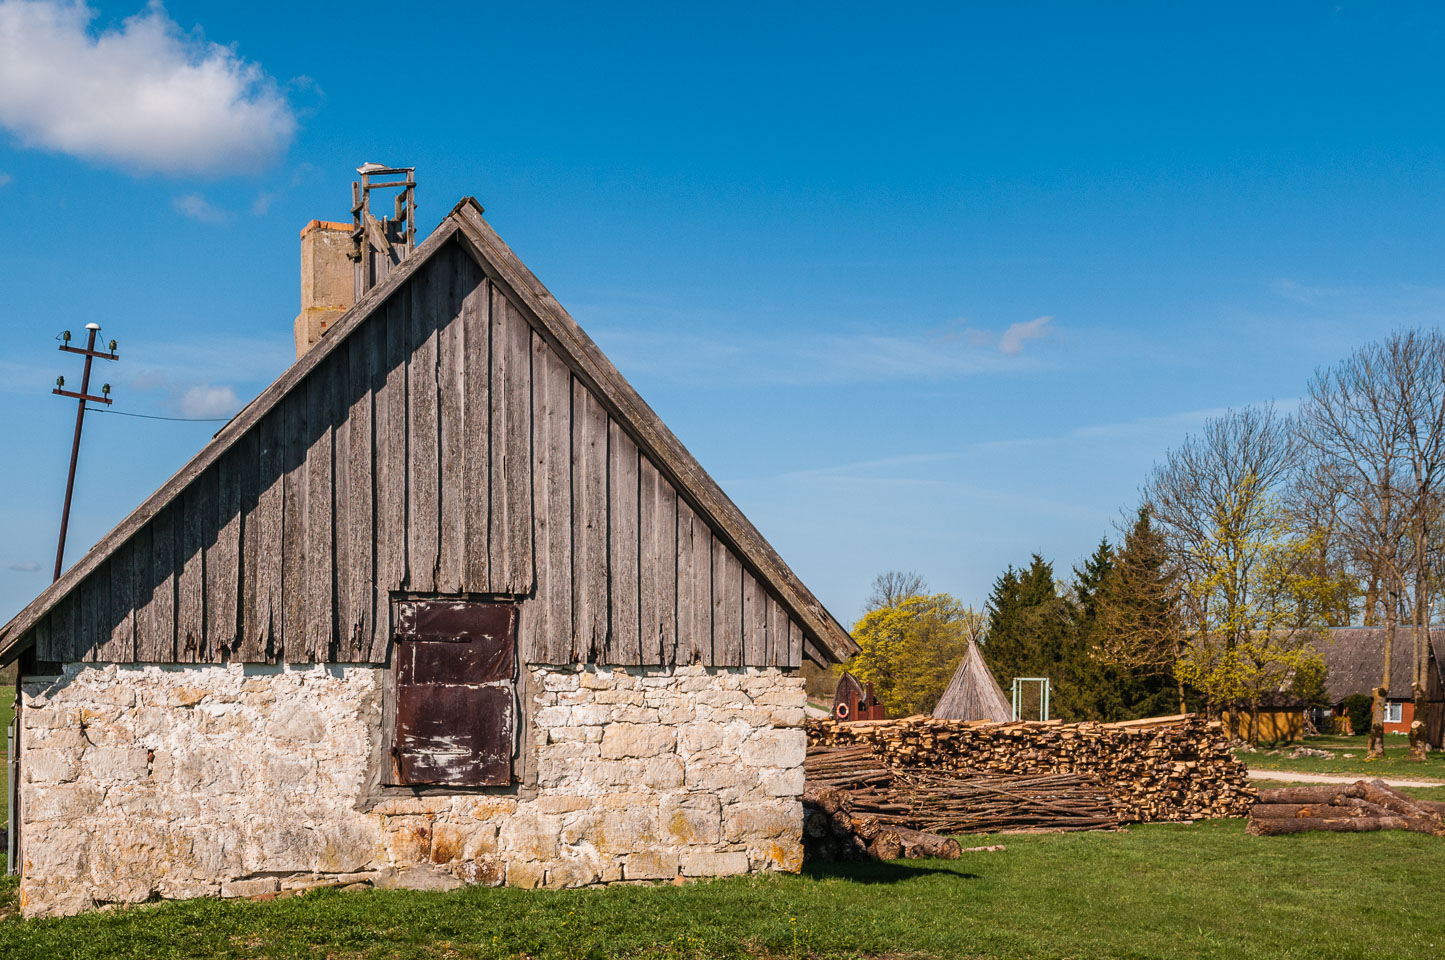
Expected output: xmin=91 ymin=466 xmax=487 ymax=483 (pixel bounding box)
xmin=18 ymin=662 xmax=805 ymax=917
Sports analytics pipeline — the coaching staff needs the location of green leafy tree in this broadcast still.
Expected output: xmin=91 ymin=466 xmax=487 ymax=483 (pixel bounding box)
xmin=849 ymin=593 xmax=984 ymax=716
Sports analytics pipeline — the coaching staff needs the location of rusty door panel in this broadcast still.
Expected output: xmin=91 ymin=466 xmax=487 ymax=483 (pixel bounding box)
xmin=395 ymin=600 xmax=515 ymax=642
xmin=395 ymin=684 xmax=513 ymax=785
xmin=398 ymin=627 xmax=513 ymax=685
xmin=393 ymin=599 xmax=516 ymax=787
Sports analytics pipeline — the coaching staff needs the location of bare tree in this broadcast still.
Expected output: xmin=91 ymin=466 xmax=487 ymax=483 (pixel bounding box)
xmin=1387 ymin=331 xmax=1445 ymax=759
xmin=1143 ymin=405 xmax=1324 ymax=738
xmin=1144 ymin=405 xmax=1298 ymax=647
xmin=866 ymin=570 xmax=929 ymax=611
xmin=1299 ymin=341 xmax=1414 ymax=759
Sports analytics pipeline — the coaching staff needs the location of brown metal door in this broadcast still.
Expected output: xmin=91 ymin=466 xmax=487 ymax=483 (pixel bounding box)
xmin=393 ymin=600 xmax=516 ymax=786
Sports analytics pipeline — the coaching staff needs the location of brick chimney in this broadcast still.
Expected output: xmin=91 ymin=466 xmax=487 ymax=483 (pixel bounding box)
xmin=293 ymin=220 xmax=355 ymax=358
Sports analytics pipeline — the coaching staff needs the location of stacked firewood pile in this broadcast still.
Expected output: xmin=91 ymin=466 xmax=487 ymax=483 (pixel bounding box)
xmin=1248 ymin=780 xmax=1445 ymax=836
xmin=807 ymin=714 xmax=1254 ymax=823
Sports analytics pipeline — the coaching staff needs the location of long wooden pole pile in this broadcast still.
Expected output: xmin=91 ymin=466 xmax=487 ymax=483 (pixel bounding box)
xmin=1246 ymin=779 xmax=1445 ymax=837
xmin=802 ymin=744 xmax=1120 ymax=861
xmin=856 ymin=767 xmax=1118 ymax=834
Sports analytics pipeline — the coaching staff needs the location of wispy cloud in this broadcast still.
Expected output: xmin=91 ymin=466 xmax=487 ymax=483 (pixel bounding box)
xmin=9 ymin=560 xmax=39 ymax=572
xmin=1070 ymin=406 xmax=1232 ymax=440
xmin=998 ymin=315 xmax=1053 ymax=356
xmin=173 ymin=192 xmax=231 ymax=224
xmin=0 ymin=171 xmax=11 ymax=187
xmin=177 ymin=384 xmax=240 ymax=419
xmin=0 ymin=1 xmax=296 ymax=174
xmin=782 ymin=450 xmax=965 ymax=481
xmin=784 ymin=404 xmax=1262 ymax=483
xmin=593 ymin=317 xmax=1060 ymax=389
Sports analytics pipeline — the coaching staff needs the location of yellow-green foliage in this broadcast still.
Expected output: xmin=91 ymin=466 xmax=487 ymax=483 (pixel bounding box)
xmin=848 ymin=593 xmax=984 ymax=716
xmin=1174 ymin=478 xmax=1349 ymax=722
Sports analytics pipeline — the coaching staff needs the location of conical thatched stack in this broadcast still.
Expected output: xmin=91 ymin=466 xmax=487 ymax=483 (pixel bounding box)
xmin=932 ymin=641 xmax=1011 ymax=721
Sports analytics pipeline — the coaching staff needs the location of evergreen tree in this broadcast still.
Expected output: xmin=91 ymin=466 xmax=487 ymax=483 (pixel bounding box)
xmin=1093 ymin=507 xmax=1187 ymax=718
xmin=983 ymin=555 xmax=1078 ymax=719
xmin=1066 ymin=540 xmax=1121 ymax=720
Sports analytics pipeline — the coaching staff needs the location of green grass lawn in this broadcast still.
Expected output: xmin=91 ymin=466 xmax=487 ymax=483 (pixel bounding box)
xmin=0 ymin=691 xmax=11 ymax=827
xmin=1 ymin=820 xmax=1442 ymax=960
xmin=1240 ymin=733 xmax=1445 ymax=780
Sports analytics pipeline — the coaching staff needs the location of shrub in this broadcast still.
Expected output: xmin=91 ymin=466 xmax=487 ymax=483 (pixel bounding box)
xmin=1343 ymin=693 xmax=1373 ymax=736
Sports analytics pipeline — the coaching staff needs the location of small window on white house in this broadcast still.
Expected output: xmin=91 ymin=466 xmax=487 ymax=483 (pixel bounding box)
xmin=390 ymin=600 xmax=517 ymax=787
xmin=1383 ymin=702 xmax=1403 ymax=724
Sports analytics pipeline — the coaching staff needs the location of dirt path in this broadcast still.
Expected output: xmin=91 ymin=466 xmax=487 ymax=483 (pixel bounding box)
xmin=1248 ymin=768 xmax=1444 ymax=787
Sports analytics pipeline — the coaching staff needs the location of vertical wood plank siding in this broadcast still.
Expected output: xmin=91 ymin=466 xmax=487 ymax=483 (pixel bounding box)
xmin=572 ymin=381 xmax=609 ymax=662
xmin=607 ymin=421 xmax=641 ymax=664
xmin=28 ymin=240 xmax=812 ymax=668
xmin=674 ymin=500 xmax=712 ymax=666
xmin=638 ymin=460 xmax=677 ymax=666
xmin=524 ymin=331 xmax=573 ymax=664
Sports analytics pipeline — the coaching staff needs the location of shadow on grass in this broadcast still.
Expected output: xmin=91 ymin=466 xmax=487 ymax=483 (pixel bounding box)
xmin=801 ymin=859 xmax=978 ymax=884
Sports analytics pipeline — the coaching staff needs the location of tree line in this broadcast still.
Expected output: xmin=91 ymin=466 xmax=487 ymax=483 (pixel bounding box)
xmin=839 ymin=329 xmax=1445 ymax=759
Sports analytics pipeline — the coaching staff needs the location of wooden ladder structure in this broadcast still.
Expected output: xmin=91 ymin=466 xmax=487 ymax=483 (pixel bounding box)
xmin=352 ymin=163 xmax=417 ymax=298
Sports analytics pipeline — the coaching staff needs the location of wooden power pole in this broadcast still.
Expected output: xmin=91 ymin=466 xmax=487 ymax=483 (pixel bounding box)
xmin=51 ymin=322 xmax=117 ymax=581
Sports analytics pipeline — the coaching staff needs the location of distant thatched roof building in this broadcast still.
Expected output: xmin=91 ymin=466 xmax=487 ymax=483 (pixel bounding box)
xmin=1311 ymin=627 xmax=1445 ymax=702
xmin=933 ymin=641 xmax=1012 ymax=721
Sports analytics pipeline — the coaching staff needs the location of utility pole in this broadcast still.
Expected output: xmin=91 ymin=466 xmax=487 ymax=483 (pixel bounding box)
xmin=51 ymin=322 xmax=117 ymax=581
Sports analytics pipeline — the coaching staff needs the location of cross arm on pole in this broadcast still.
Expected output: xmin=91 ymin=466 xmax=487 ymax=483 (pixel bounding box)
xmin=58 ymin=344 xmax=119 ymax=361
xmin=51 ymin=388 xmax=111 ymax=404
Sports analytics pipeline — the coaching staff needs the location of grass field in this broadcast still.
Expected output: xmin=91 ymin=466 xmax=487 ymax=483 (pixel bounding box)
xmin=0 ymin=692 xmax=11 ymax=827
xmin=0 ymin=819 xmax=1441 ymax=960
xmin=1241 ymin=733 xmax=1445 ymax=780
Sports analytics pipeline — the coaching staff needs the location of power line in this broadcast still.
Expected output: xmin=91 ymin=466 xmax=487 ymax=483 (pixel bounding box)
xmin=85 ymin=405 xmax=232 ymax=423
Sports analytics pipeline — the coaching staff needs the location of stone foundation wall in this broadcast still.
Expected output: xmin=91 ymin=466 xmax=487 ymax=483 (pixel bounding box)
xmin=19 ymin=662 xmax=805 ymax=917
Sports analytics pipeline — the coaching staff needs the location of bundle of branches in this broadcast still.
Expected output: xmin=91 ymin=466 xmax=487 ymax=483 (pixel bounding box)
xmin=802 ymin=746 xmax=1120 ymax=862
xmin=803 ymin=744 xmax=892 ymax=790
xmin=855 ymin=767 xmax=1120 ymax=835
xmin=1246 ymin=779 xmax=1445 ymax=837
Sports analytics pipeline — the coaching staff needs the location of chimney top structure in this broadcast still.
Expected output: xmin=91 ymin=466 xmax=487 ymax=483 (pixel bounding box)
xmin=293 ymin=165 xmax=417 ymax=359
xmin=351 ymin=163 xmax=416 ymax=298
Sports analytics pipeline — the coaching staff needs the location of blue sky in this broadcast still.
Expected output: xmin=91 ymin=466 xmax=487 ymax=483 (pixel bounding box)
xmin=1 ymin=2 xmax=1444 ymax=627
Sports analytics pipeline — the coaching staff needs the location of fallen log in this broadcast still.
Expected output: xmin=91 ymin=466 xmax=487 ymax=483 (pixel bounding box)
xmin=1256 ymin=783 xmax=1365 ymax=805
xmin=1249 ymin=803 xmax=1366 ymax=820
xmin=803 ymin=785 xmax=965 ymax=862
xmin=852 ymin=817 xmax=963 ymax=860
xmin=1247 ymin=815 xmax=1445 ymax=837
xmin=1361 ymin=779 xmax=1434 ymax=819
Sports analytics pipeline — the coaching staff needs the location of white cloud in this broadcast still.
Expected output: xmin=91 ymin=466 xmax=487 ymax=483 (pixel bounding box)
xmin=0 ymin=1 xmax=296 ymax=174
xmin=178 ymin=384 xmax=240 ymax=418
xmin=173 ymin=192 xmax=230 ymax=224
xmin=0 ymin=171 xmax=11 ymax=187
xmin=9 ymin=560 xmax=39 ymax=572
xmin=998 ymin=315 xmax=1053 ymax=356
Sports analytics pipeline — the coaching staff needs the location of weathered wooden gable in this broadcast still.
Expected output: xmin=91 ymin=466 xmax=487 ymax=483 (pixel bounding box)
xmin=21 ymin=237 xmax=807 ymax=668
